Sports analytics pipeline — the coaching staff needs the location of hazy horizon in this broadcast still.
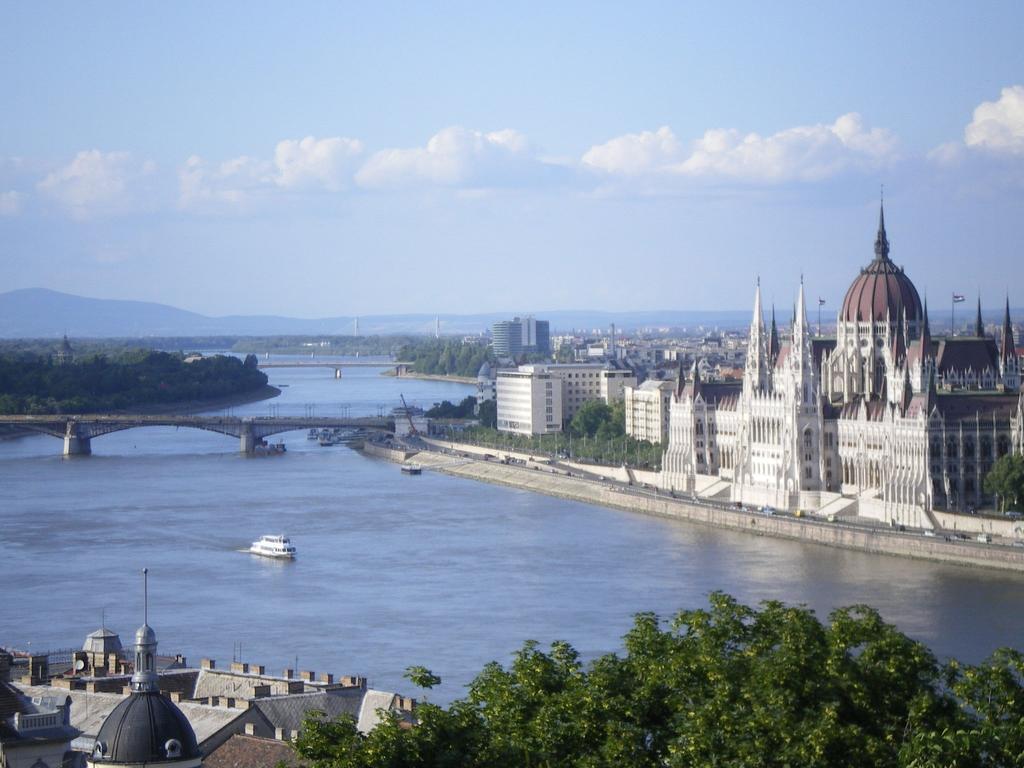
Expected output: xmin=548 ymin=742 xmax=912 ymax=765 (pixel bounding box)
xmin=3 ymin=2 xmax=1023 ymax=318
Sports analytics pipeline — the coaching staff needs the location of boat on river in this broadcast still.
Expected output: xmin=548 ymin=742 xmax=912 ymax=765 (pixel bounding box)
xmin=249 ymin=534 xmax=296 ymax=559
xmin=401 ymin=464 xmax=422 ymax=475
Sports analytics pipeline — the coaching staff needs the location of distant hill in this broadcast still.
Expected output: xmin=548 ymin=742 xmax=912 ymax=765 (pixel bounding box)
xmin=0 ymin=288 xmax=754 ymax=338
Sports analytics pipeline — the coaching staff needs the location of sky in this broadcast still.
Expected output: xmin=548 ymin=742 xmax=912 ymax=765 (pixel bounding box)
xmin=1 ymin=1 xmax=1023 ymax=319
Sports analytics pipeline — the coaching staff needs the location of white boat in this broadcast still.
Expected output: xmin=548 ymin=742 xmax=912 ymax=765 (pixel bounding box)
xmin=249 ymin=534 xmax=296 ymax=559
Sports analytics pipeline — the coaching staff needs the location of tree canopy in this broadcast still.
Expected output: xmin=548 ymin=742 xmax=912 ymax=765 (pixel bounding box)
xmin=425 ymin=396 xmax=478 ymax=419
xmin=984 ymin=453 xmax=1024 ymax=513
xmin=398 ymin=339 xmax=493 ymax=378
xmin=0 ymin=351 xmax=268 ymax=414
xmin=294 ymin=593 xmax=1024 ymax=768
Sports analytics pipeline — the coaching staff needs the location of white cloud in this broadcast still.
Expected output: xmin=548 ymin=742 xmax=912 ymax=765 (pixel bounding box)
xmin=178 ymin=154 xmax=274 ymax=212
xmin=273 ymin=136 xmax=364 ymax=190
xmin=964 ymin=85 xmax=1024 ymax=155
xmin=582 ymin=126 xmax=682 ymax=174
xmin=179 ymin=135 xmax=364 ymax=211
xmin=0 ymin=190 xmax=21 ymax=216
xmin=37 ymin=150 xmax=156 ymax=219
xmin=355 ymin=126 xmax=542 ymax=189
xmin=582 ymin=114 xmax=898 ymax=183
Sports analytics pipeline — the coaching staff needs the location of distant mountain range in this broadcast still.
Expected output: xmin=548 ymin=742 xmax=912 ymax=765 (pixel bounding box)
xmin=0 ymin=288 xmax=755 ymax=338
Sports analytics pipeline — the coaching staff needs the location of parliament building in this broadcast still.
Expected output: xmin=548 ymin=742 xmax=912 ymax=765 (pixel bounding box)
xmin=663 ymin=206 xmax=1024 ymax=528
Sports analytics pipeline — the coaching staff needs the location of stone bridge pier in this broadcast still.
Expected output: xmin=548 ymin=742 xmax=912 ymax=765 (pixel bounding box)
xmin=239 ymin=423 xmax=257 ymax=454
xmin=63 ymin=422 xmax=92 ymax=456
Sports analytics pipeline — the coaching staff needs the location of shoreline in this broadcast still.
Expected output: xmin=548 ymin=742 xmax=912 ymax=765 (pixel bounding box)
xmin=0 ymin=385 xmax=282 ymax=441
xmin=380 ymin=370 xmax=477 ymax=385
xmin=363 ymin=441 xmax=1024 ymax=575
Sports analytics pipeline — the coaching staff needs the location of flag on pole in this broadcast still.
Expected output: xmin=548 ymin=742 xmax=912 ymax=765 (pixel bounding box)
xmin=953 ymin=294 xmax=965 ymax=303
xmin=818 ymin=298 xmax=826 ymax=306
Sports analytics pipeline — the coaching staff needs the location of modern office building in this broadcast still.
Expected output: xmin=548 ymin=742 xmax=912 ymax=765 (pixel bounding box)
xmin=496 ymin=362 xmax=637 ymax=434
xmin=491 ymin=317 xmax=551 ymax=357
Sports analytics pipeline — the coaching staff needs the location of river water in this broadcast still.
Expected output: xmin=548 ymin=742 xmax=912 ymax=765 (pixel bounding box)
xmin=1 ymin=359 xmax=1022 ymax=703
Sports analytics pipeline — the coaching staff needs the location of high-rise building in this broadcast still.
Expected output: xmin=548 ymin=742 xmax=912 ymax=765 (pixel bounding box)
xmin=491 ymin=316 xmax=550 ymax=357
xmin=492 ymin=319 xmax=524 ymax=358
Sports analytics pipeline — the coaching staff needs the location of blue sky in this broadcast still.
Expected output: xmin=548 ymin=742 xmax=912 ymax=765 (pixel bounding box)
xmin=1 ymin=1 xmax=1023 ymax=319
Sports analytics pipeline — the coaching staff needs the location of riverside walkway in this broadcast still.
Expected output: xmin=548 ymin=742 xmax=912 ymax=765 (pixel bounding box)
xmin=0 ymin=414 xmax=393 ymax=455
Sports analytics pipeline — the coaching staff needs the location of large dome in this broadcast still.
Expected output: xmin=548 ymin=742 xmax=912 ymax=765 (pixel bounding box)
xmin=90 ymin=691 xmax=200 ymax=765
xmin=840 ymin=206 xmax=922 ymax=324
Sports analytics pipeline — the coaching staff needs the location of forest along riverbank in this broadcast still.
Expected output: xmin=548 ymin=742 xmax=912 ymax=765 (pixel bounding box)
xmin=0 ymin=385 xmax=282 ymax=440
xmin=363 ymin=442 xmax=1024 ymax=575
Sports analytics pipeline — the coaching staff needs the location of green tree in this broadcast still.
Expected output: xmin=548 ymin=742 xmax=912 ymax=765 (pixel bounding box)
xmin=477 ymin=399 xmax=497 ymax=429
xmin=983 ymin=453 xmax=1024 ymax=512
xmin=293 ymin=593 xmax=1022 ymax=768
xmin=569 ymin=400 xmax=613 ymax=438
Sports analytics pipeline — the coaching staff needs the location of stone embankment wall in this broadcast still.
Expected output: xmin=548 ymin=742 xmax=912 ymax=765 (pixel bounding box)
xmin=361 ymin=442 xmax=418 ymax=463
xmin=406 ymin=447 xmax=1024 ymax=574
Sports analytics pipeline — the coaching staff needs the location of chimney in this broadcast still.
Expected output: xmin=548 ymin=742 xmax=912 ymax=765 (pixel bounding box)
xmin=319 ymin=673 xmax=334 ymax=685
xmin=200 ymin=658 xmax=216 ymax=670
xmin=28 ymin=655 xmax=49 ymax=685
xmin=299 ymin=670 xmax=315 ymax=682
xmin=252 ymin=664 xmax=265 ymax=676
xmin=230 ymin=662 xmax=249 ymax=674
xmin=283 ymin=668 xmax=294 ymax=679
xmin=0 ymin=651 xmax=12 ymax=683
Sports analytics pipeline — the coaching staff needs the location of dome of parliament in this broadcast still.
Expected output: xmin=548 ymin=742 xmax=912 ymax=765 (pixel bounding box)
xmin=840 ymin=205 xmax=923 ymax=325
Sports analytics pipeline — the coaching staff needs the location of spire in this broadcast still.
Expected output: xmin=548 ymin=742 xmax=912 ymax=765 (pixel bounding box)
xmin=976 ymin=296 xmax=985 ymax=337
xmin=752 ymin=277 xmax=764 ymax=330
xmin=795 ymin=276 xmax=808 ymax=331
xmin=1001 ymin=297 xmax=1016 ymax=362
xmin=769 ymin=304 xmax=780 ymax=361
xmin=131 ymin=568 xmax=159 ymax=694
xmin=918 ymin=299 xmax=933 ymax=359
xmin=873 ymin=198 xmax=890 ymax=262
xmin=691 ymin=358 xmax=702 ymax=399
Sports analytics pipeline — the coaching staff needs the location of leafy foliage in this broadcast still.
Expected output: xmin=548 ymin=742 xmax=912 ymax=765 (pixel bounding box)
xmin=294 ymin=594 xmax=1024 ymax=768
xmin=397 ymin=340 xmax=493 ymax=378
xmin=983 ymin=454 xmax=1024 ymax=512
xmin=0 ymin=351 xmax=268 ymax=414
xmin=477 ymin=399 xmax=497 ymax=429
xmin=426 ymin=396 xmax=478 ymax=419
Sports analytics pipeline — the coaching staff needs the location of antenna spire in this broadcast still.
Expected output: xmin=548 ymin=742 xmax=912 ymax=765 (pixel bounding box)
xmin=143 ymin=568 xmax=148 ymax=625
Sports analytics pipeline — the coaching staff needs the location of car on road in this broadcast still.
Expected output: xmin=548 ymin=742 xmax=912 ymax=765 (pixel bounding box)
xmin=976 ymin=533 xmax=993 ymax=544
xmin=760 ymin=505 xmax=776 ymax=516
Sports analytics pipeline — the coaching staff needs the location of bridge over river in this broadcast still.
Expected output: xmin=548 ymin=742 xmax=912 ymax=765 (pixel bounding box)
xmin=256 ymin=360 xmax=414 ymax=377
xmin=0 ymin=414 xmax=394 ymax=455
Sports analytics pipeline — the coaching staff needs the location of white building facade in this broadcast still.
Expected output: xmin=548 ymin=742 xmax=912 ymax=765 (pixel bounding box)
xmin=496 ymin=368 xmax=563 ymax=435
xmin=624 ymin=380 xmax=675 ymax=444
xmin=496 ymin=363 xmax=637 ymax=435
xmin=663 ymin=206 xmax=1024 ymax=528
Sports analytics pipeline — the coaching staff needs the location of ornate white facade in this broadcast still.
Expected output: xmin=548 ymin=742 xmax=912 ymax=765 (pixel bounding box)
xmin=664 ymin=207 xmax=1024 ymax=528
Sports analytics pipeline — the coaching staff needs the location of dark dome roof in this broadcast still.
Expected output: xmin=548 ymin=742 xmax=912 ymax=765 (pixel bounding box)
xmin=841 ymin=259 xmax=922 ymax=324
xmin=840 ymin=205 xmax=922 ymax=324
xmin=91 ymin=692 xmax=199 ymax=764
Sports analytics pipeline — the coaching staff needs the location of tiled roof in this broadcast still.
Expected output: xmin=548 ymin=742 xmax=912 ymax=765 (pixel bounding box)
xmin=204 ymin=733 xmax=300 ymax=768
xmin=252 ymin=689 xmax=363 ymax=733
xmin=0 ymin=680 xmax=26 ymax=720
xmin=935 ymin=338 xmax=1000 ymax=375
xmin=936 ymin=392 xmax=1021 ymax=422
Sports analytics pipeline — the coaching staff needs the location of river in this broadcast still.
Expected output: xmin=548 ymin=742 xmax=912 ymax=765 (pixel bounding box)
xmin=1 ymin=359 xmax=1022 ymax=703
